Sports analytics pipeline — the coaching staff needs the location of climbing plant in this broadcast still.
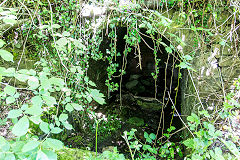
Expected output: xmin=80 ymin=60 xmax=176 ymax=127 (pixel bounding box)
xmin=0 ymin=0 xmax=240 ymax=159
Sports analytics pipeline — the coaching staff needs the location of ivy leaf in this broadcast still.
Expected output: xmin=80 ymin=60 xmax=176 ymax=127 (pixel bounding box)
xmin=0 ymin=49 xmax=13 ymax=62
xmin=40 ymin=121 xmax=50 ymax=134
xmin=6 ymin=96 xmax=16 ymax=104
xmin=22 ymin=140 xmax=40 ymax=152
xmin=44 ymin=138 xmax=63 ymax=151
xmin=12 ymin=116 xmax=29 ymax=137
xmin=7 ymin=109 xmax=22 ymax=119
xmin=0 ymin=39 xmax=6 ymax=48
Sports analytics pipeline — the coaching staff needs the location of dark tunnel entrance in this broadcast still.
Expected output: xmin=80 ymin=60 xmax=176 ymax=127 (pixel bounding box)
xmin=89 ymin=27 xmax=184 ymax=153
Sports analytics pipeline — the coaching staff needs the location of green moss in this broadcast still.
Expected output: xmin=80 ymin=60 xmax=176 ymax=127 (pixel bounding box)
xmin=137 ymin=100 xmax=162 ymax=111
xmin=127 ymin=117 xmax=144 ymax=127
xmin=57 ymin=147 xmax=94 ymax=160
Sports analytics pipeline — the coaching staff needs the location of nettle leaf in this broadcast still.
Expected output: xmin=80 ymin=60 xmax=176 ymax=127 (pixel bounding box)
xmin=44 ymin=138 xmax=63 ymax=150
xmin=22 ymin=140 xmax=40 ymax=152
xmin=28 ymin=76 xmax=39 ymax=90
xmin=71 ymin=103 xmax=83 ymax=111
xmin=0 ymin=39 xmax=6 ymax=48
xmin=59 ymin=113 xmax=68 ymax=122
xmin=12 ymin=116 xmax=29 ymax=137
xmin=40 ymin=121 xmax=50 ymax=134
xmin=0 ymin=49 xmax=13 ymax=62
xmin=6 ymin=96 xmax=16 ymax=104
xmin=4 ymin=85 xmax=16 ymax=96
xmin=7 ymin=109 xmax=22 ymax=119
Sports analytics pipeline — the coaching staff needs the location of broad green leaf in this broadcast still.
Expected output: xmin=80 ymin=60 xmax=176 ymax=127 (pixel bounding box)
xmin=28 ymin=76 xmax=39 ymax=90
xmin=165 ymin=47 xmax=172 ymax=53
xmin=90 ymin=89 xmax=105 ymax=105
xmin=0 ymin=49 xmax=13 ymax=62
xmin=3 ymin=18 xmax=17 ymax=25
xmin=25 ymin=105 xmax=43 ymax=116
xmin=52 ymin=24 xmax=61 ymax=29
xmin=7 ymin=109 xmax=22 ymax=118
xmin=0 ymin=39 xmax=6 ymax=48
xmin=56 ymin=37 xmax=68 ymax=46
xmin=4 ymin=153 xmax=15 ymax=160
xmin=15 ymin=74 xmax=29 ymax=82
xmin=6 ymin=96 xmax=16 ymax=104
xmin=71 ymin=103 xmax=83 ymax=111
xmin=0 ymin=136 xmax=10 ymax=152
xmin=44 ymin=138 xmax=63 ymax=150
xmin=42 ymin=95 xmax=57 ymax=106
xmin=62 ymin=122 xmax=73 ymax=130
xmin=62 ymin=31 xmax=70 ymax=37
xmin=36 ymin=150 xmax=48 ymax=160
xmin=51 ymin=127 xmax=63 ymax=134
xmin=4 ymin=85 xmax=16 ymax=96
xmin=31 ymin=96 xmax=43 ymax=107
xmin=12 ymin=116 xmax=29 ymax=137
xmin=3 ymin=67 xmax=15 ymax=77
xmin=65 ymin=103 xmax=73 ymax=112
xmin=11 ymin=141 xmax=25 ymax=153
xmin=59 ymin=113 xmax=68 ymax=122
xmin=22 ymin=140 xmax=40 ymax=152
xmin=40 ymin=121 xmax=50 ymax=134
xmin=29 ymin=115 xmax=42 ymax=124
xmin=49 ymin=77 xmax=65 ymax=87
xmin=149 ymin=133 xmax=156 ymax=140
xmin=42 ymin=150 xmax=57 ymax=160
xmin=89 ymin=80 xmax=96 ymax=87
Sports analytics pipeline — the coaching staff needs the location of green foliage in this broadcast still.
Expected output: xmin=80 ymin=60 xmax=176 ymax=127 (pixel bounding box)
xmin=183 ymin=78 xmax=240 ymax=160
